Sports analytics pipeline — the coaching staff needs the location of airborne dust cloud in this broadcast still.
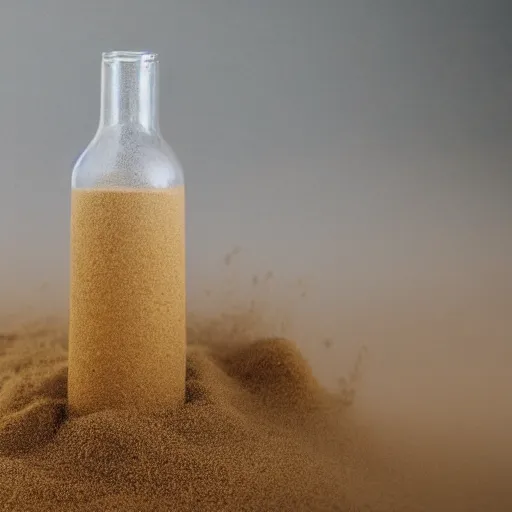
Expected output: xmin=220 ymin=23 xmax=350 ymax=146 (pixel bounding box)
xmin=0 ymin=250 xmax=511 ymax=511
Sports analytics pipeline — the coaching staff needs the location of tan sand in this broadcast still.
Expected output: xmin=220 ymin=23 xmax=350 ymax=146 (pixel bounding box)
xmin=68 ymin=187 xmax=186 ymax=416
xmin=2 ymin=308 xmax=512 ymax=511
xmin=0 ymin=316 xmax=359 ymax=512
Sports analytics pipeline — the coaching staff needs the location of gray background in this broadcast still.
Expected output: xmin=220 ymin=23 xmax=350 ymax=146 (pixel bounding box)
xmin=0 ymin=1 xmax=511 ymax=506
xmin=1 ymin=0 xmax=510 ymax=310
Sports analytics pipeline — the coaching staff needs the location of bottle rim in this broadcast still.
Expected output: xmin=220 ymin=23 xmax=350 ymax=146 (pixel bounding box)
xmin=102 ymin=50 xmax=157 ymax=63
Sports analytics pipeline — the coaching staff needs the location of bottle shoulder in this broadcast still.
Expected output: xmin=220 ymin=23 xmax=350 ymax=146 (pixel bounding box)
xmin=72 ymin=125 xmax=184 ymax=189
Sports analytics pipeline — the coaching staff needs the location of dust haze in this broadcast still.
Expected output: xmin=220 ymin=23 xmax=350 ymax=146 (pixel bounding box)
xmin=4 ymin=241 xmax=509 ymax=510
xmin=185 ymin=249 xmax=512 ymax=511
xmin=1 ymin=1 xmax=512 ymax=509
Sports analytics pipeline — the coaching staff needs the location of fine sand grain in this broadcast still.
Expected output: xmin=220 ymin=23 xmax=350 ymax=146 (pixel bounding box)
xmin=69 ymin=187 xmax=186 ymax=416
xmin=0 ymin=317 xmax=362 ymax=512
xmin=2 ymin=305 xmax=511 ymax=511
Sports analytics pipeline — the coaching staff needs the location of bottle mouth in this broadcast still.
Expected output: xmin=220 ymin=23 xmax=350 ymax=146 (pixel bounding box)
xmin=102 ymin=50 xmax=157 ymax=63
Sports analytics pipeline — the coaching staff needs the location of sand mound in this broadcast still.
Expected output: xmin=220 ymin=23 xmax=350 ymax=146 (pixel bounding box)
xmin=0 ymin=320 xmax=356 ymax=512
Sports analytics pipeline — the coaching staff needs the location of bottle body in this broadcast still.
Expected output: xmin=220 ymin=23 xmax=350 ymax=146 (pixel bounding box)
xmin=68 ymin=51 xmax=186 ymax=416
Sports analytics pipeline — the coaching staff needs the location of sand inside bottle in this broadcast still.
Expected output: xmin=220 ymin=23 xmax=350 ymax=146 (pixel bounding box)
xmin=68 ymin=186 xmax=185 ymax=416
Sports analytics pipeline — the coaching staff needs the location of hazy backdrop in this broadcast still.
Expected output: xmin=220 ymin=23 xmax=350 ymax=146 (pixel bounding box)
xmin=0 ymin=2 xmax=511 ymax=509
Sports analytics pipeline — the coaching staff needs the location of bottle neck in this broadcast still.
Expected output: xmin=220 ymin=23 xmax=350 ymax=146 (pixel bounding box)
xmin=99 ymin=51 xmax=159 ymax=132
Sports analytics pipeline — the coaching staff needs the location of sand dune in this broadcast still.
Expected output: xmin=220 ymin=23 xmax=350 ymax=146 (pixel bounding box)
xmin=1 ymin=304 xmax=511 ymax=511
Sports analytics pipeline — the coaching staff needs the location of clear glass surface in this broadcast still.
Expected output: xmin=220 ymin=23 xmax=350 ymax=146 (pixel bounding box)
xmin=72 ymin=50 xmax=184 ymax=189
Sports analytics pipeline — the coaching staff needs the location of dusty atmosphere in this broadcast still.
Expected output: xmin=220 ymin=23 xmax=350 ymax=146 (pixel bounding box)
xmin=1 ymin=2 xmax=511 ymax=510
xmin=0 ymin=264 xmax=511 ymax=511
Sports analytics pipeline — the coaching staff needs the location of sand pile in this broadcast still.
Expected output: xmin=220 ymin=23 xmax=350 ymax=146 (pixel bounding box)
xmin=0 ymin=317 xmax=360 ymax=512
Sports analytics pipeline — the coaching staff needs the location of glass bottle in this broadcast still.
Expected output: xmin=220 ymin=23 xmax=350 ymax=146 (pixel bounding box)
xmin=68 ymin=51 xmax=186 ymax=416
